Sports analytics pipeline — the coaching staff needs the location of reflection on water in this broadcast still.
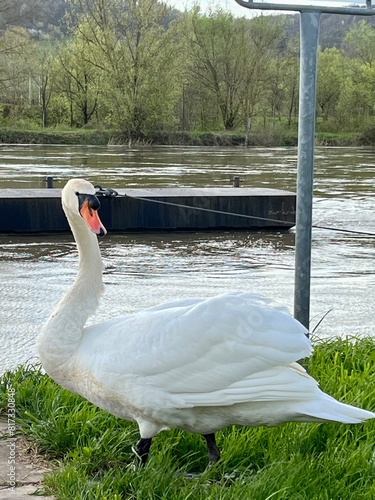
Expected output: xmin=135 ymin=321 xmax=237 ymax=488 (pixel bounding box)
xmin=0 ymin=145 xmax=374 ymax=373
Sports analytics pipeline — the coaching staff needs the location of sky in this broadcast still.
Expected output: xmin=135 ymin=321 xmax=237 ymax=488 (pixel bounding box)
xmin=164 ymin=0 xmax=259 ymax=18
xmin=164 ymin=0 xmax=371 ymax=17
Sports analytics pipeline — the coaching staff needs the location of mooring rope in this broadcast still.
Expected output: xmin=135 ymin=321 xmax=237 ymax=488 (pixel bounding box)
xmin=94 ymin=185 xmax=375 ymax=238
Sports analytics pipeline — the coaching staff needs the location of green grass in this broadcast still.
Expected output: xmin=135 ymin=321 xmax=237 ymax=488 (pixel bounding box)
xmin=315 ymin=131 xmax=361 ymax=146
xmin=1 ymin=336 xmax=375 ymax=499
xmin=0 ymin=128 xmax=114 ymax=145
xmin=1 ymin=126 xmax=369 ymax=147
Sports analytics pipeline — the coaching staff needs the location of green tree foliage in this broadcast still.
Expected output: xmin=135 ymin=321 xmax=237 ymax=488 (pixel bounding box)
xmin=55 ymin=32 xmax=101 ymax=127
xmin=279 ymin=35 xmax=299 ymax=129
xmin=344 ymin=20 xmax=375 ymax=67
xmin=186 ymin=11 xmax=282 ymax=132
xmin=238 ymin=15 xmax=283 ymax=136
xmin=317 ymin=47 xmax=345 ymax=122
xmin=2 ymin=4 xmax=375 ymax=136
xmin=341 ymin=21 xmax=375 ymax=126
xmin=0 ymin=27 xmax=33 ymax=122
xmin=29 ymin=43 xmax=59 ymax=127
xmin=188 ymin=9 xmax=246 ymax=131
xmin=68 ymin=0 xmax=182 ymax=136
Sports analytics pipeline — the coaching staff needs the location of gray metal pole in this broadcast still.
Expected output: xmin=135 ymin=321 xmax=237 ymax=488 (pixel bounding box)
xmin=294 ymin=11 xmax=321 ymax=329
xmin=235 ymin=1 xmax=375 ymax=16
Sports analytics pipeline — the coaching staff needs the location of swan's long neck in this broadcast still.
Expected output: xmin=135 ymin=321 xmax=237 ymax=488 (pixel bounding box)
xmin=38 ymin=214 xmax=104 ymax=379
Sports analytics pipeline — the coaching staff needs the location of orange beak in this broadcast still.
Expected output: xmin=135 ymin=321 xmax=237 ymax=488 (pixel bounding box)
xmin=80 ymin=200 xmax=107 ymax=236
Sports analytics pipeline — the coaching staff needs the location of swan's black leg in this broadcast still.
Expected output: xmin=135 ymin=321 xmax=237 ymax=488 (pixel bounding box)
xmin=203 ymin=433 xmax=221 ymax=464
xmin=135 ymin=437 xmax=152 ymax=466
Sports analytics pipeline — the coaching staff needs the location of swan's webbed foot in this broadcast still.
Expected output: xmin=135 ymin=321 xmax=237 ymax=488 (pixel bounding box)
xmin=134 ymin=437 xmax=152 ymax=466
xmin=203 ymin=433 xmax=221 ymax=464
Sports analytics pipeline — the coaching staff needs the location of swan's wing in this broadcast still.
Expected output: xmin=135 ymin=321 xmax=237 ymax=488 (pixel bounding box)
xmin=177 ymin=364 xmax=320 ymax=407
xmin=80 ymin=292 xmax=312 ymax=409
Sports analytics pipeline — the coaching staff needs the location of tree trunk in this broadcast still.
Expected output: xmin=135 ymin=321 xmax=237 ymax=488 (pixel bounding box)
xmin=245 ymin=116 xmax=251 ymax=147
xmin=41 ymin=88 xmax=47 ymax=128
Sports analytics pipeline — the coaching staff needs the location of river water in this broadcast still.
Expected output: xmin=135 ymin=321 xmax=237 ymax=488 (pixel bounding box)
xmin=0 ymin=145 xmax=374 ymax=373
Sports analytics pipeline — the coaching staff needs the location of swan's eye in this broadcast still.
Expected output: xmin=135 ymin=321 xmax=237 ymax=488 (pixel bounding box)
xmin=89 ymin=196 xmax=100 ymax=211
xmin=77 ymin=193 xmax=101 ymax=213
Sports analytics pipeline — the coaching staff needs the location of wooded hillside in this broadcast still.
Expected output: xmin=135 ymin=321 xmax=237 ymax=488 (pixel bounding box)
xmin=2 ymin=0 xmax=375 ymax=48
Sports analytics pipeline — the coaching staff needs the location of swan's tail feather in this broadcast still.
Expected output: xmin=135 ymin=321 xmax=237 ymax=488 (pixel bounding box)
xmin=299 ymin=393 xmax=375 ymax=424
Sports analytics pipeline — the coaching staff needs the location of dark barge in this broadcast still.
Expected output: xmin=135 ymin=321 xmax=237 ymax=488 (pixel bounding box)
xmin=0 ymin=187 xmax=296 ymax=233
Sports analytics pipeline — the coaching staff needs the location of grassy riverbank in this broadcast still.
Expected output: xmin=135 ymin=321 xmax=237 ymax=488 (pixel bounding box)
xmin=1 ymin=336 xmax=375 ymax=499
xmin=0 ymin=127 xmax=296 ymax=146
xmin=0 ymin=127 xmax=368 ymax=147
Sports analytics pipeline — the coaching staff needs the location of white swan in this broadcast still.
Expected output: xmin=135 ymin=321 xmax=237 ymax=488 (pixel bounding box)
xmin=38 ymin=178 xmax=375 ymax=465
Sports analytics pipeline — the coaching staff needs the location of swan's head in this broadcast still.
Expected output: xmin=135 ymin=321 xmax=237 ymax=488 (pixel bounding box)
xmin=61 ymin=179 xmax=107 ymax=236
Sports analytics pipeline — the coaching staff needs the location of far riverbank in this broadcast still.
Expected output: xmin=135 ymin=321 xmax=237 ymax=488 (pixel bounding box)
xmin=0 ymin=128 xmax=371 ymax=147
